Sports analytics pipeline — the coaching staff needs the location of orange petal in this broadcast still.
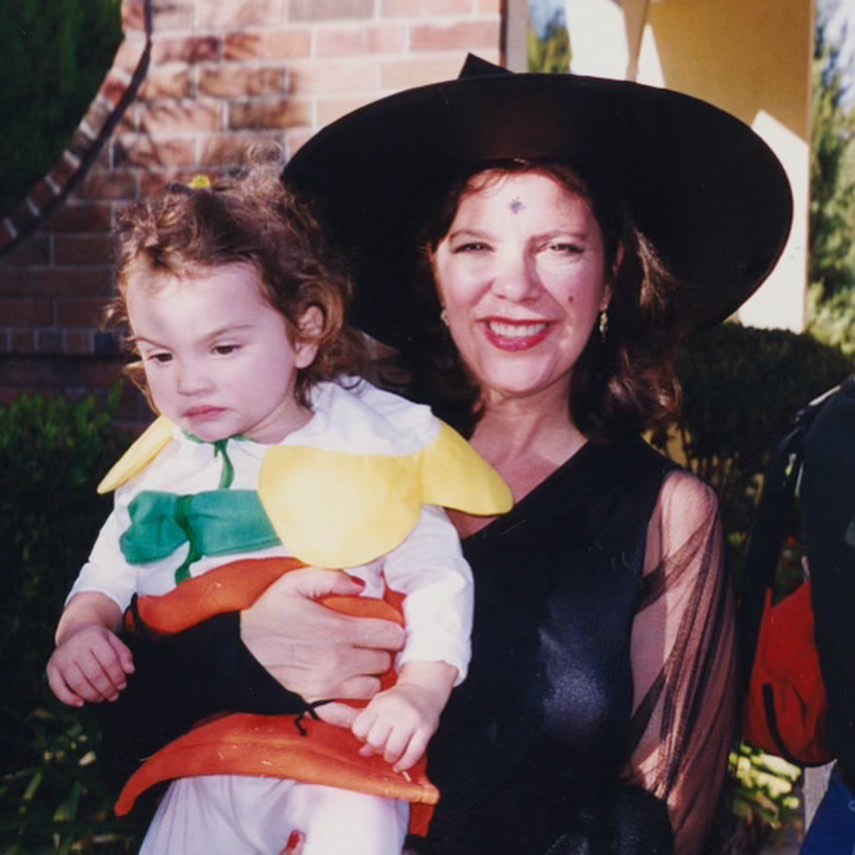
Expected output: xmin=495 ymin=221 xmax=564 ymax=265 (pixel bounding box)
xmin=115 ymin=713 xmax=438 ymax=815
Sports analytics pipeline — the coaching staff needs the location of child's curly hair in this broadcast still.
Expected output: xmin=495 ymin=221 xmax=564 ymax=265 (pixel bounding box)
xmin=105 ymin=147 xmax=367 ymax=406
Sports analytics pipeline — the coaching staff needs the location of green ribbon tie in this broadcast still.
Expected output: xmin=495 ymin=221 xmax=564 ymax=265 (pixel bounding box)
xmin=120 ymin=489 xmax=281 ymax=585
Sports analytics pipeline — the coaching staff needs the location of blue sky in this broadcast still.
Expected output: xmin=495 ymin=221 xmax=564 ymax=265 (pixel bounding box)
xmin=828 ymin=0 xmax=854 ymax=63
xmin=822 ymin=0 xmax=855 ymax=103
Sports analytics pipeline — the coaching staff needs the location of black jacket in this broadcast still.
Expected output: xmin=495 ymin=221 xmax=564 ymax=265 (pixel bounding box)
xmin=803 ymin=376 xmax=855 ymax=783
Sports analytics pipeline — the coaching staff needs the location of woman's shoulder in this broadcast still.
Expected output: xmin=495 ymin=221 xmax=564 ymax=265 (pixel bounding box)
xmin=658 ymin=468 xmax=720 ymax=529
xmin=639 ymin=469 xmax=721 ymax=580
xmin=661 ymin=465 xmax=716 ymax=495
xmin=610 ymin=436 xmax=717 ymax=513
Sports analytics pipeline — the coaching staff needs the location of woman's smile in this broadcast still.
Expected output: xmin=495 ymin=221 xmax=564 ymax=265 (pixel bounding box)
xmin=482 ymin=317 xmax=552 ymax=351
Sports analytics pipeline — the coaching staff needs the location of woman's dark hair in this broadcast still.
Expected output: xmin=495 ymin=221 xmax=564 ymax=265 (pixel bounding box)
xmin=106 ymin=148 xmax=367 ymax=407
xmin=400 ymin=160 xmax=682 ymax=441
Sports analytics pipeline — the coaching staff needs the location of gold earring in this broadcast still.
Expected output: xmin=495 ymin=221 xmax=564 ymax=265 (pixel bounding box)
xmin=598 ymin=310 xmax=609 ymax=340
xmin=440 ymin=307 xmax=449 ymax=327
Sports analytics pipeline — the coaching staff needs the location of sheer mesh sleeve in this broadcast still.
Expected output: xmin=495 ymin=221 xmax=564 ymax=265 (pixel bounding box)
xmin=625 ymin=471 xmax=737 ymax=855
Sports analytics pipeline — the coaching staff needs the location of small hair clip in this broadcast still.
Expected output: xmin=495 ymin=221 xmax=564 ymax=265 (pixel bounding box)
xmin=166 ymin=174 xmax=214 ymax=196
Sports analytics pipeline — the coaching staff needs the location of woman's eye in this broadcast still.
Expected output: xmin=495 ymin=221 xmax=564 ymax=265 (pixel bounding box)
xmin=547 ymin=241 xmax=584 ymax=255
xmin=452 ymin=242 xmax=490 ymax=254
xmin=146 ymin=352 xmax=172 ymax=364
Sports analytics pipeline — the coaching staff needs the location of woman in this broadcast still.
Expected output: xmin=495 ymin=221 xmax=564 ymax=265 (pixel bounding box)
xmin=101 ymin=57 xmax=792 ymax=854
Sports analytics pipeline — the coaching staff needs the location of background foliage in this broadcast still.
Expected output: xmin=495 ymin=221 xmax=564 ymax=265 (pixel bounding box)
xmin=528 ymin=4 xmax=571 ymax=73
xmin=0 ymin=393 xmax=145 ymax=852
xmin=0 ymin=0 xmax=122 ymax=217
xmin=675 ymin=324 xmax=851 ymax=552
xmin=808 ymin=0 xmax=855 ymax=355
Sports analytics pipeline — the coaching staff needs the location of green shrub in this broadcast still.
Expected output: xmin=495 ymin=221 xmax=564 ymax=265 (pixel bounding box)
xmin=675 ymin=323 xmax=852 ymax=552
xmin=0 ymin=391 xmax=147 ymax=851
xmin=0 ymin=0 xmax=123 ymax=216
xmin=0 ymin=707 xmax=143 ymax=853
xmin=807 ymin=282 xmax=855 ymax=356
xmin=0 ymin=391 xmax=127 ymax=744
xmin=528 ymin=8 xmax=570 ymax=73
xmin=729 ymin=747 xmax=802 ymax=849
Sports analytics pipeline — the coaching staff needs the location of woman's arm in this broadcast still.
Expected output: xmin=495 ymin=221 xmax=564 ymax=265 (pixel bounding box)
xmin=625 ymin=471 xmax=737 ymax=855
xmin=238 ymin=567 xmax=406 ymax=727
xmin=98 ymin=567 xmax=405 ymax=779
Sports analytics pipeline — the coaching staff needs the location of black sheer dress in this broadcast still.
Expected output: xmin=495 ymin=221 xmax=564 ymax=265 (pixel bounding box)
xmin=420 ymin=436 xmax=736 ymax=854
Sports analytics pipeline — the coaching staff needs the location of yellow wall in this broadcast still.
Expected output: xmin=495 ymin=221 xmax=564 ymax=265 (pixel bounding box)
xmin=646 ymin=0 xmax=812 ymax=140
xmin=639 ymin=0 xmax=814 ymax=330
xmin=565 ymin=0 xmax=813 ymax=330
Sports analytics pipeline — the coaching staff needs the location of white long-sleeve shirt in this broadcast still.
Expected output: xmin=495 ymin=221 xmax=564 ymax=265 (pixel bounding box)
xmin=68 ymin=380 xmax=512 ymax=682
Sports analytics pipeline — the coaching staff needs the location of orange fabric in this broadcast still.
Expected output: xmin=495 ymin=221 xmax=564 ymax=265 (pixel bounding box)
xmin=118 ymin=558 xmax=436 ymax=834
xmin=114 ymin=713 xmax=438 ymax=833
xmin=744 ymin=581 xmax=832 ymax=765
xmin=133 ymin=557 xmax=307 ymax=635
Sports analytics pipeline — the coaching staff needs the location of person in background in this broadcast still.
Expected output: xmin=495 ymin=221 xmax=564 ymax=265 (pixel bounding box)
xmin=799 ymin=375 xmax=855 ymax=853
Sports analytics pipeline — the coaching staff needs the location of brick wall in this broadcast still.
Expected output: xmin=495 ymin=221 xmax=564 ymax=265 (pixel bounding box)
xmin=0 ymin=0 xmax=502 ymax=421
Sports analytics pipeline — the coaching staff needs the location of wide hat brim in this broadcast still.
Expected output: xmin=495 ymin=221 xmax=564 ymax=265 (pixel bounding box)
xmin=285 ymin=57 xmax=793 ymax=347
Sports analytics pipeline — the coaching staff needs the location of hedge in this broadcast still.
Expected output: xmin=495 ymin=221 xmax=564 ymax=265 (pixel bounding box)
xmin=0 ymin=0 xmax=122 ymax=216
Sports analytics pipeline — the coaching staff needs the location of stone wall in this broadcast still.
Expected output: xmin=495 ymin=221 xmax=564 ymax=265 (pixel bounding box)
xmin=0 ymin=0 xmax=502 ymax=421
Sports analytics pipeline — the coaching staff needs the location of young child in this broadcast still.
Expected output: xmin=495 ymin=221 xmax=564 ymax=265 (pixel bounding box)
xmin=45 ymin=157 xmax=511 ymax=855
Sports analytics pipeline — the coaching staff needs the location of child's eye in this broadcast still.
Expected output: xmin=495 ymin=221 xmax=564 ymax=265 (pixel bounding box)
xmin=213 ymin=344 xmax=239 ymax=356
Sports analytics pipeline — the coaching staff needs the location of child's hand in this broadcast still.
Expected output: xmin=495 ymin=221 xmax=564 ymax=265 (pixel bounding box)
xmin=351 ymin=661 xmax=456 ymax=771
xmin=46 ymin=625 xmax=134 ymax=707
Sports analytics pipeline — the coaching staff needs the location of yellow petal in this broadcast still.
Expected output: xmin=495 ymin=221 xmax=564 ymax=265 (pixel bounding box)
xmin=97 ymin=417 xmax=174 ymax=494
xmin=259 ymin=423 xmax=512 ymax=568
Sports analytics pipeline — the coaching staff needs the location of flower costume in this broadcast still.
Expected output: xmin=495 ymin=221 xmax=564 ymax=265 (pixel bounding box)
xmin=68 ymin=379 xmax=511 ymax=854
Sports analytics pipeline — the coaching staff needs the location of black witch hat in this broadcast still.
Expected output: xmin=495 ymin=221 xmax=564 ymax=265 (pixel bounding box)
xmin=285 ymin=55 xmax=793 ymax=347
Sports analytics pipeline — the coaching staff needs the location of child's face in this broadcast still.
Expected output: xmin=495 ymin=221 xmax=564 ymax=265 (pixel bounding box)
xmin=126 ymin=261 xmax=318 ymax=444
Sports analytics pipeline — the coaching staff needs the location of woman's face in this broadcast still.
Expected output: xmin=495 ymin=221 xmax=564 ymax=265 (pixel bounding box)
xmin=431 ymin=171 xmax=612 ymax=406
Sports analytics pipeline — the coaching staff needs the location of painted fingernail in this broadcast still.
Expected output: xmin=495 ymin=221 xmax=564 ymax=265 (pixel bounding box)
xmin=287 ymin=830 xmax=303 ymax=849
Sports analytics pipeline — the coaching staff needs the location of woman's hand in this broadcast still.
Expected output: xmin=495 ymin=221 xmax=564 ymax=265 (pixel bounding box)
xmin=240 ymin=567 xmax=405 ymax=728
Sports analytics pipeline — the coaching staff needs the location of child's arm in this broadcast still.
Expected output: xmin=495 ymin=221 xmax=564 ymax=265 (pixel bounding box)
xmin=46 ymin=592 xmax=135 ymax=708
xmin=348 ymin=505 xmax=472 ymax=768
xmin=351 ymin=660 xmax=457 ymax=771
